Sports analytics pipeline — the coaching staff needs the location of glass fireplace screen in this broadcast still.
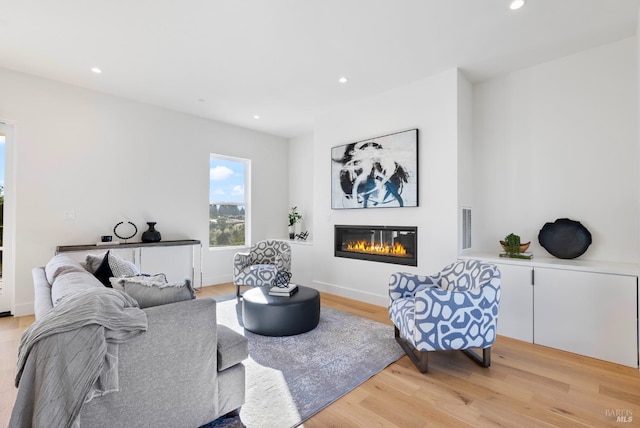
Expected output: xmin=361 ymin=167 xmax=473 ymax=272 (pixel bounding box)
xmin=334 ymin=225 xmax=417 ymax=266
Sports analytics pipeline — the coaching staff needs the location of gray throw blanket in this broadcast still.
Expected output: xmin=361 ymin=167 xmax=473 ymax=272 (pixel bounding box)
xmin=10 ymin=288 xmax=148 ymax=428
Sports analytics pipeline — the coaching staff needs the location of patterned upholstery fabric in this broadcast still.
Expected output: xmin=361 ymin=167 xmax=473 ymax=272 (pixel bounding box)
xmin=389 ymin=259 xmax=501 ymax=352
xmin=233 ymin=240 xmax=292 ymax=288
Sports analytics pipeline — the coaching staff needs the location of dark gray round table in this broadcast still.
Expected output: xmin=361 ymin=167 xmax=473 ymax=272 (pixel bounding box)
xmin=242 ymin=285 xmax=321 ymax=336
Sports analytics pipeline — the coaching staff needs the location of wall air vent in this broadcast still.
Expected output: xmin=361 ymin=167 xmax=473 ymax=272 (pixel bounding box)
xmin=461 ymin=207 xmax=472 ymax=250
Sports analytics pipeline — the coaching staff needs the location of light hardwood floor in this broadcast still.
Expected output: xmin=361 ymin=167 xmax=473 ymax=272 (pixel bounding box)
xmin=1 ymin=283 xmax=639 ymax=427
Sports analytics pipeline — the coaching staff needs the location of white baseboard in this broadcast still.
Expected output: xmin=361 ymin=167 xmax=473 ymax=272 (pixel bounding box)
xmin=14 ymin=302 xmax=34 ymax=317
xmin=202 ymin=274 xmax=233 ymax=287
xmin=311 ymin=280 xmax=388 ymax=307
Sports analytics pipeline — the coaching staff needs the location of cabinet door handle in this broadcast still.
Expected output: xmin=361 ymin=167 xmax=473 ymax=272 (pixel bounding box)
xmin=531 ymin=269 xmax=535 ymax=286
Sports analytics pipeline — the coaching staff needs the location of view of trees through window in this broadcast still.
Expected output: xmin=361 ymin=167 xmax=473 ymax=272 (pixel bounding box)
xmin=209 ymin=154 xmax=249 ymax=247
xmin=209 ymin=203 xmax=245 ymax=246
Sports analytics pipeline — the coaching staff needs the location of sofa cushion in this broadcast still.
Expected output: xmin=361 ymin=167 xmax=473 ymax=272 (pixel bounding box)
xmin=45 ymin=254 xmax=87 ymax=284
xmin=85 ymin=252 xmax=105 ymax=273
xmin=109 ymin=273 xmax=167 ymax=291
xmin=112 ymin=273 xmax=168 ymax=288
xmin=86 ymin=251 xmax=140 ymax=278
xmin=217 ymin=325 xmax=248 ymax=371
xmin=51 ymin=270 xmax=105 ymax=306
xmin=109 ymin=276 xmax=125 ymax=291
xmin=108 ymin=252 xmax=139 ymax=277
xmin=114 ymin=274 xmax=195 ymax=308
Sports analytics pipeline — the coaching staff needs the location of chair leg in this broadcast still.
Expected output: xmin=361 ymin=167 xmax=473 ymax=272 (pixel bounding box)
xmin=462 ymin=347 xmax=491 ymax=368
xmin=394 ymin=327 xmax=492 ymax=371
xmin=394 ymin=326 xmax=429 ymax=373
xmin=223 ymin=407 xmax=241 ymax=418
xmin=236 ymin=284 xmax=241 ymax=298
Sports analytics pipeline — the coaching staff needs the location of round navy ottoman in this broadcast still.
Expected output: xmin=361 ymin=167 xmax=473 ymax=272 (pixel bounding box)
xmin=242 ymin=285 xmax=320 ymax=336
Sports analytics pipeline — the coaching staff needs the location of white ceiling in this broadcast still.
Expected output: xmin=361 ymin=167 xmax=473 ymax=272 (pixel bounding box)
xmin=0 ymin=0 xmax=639 ymax=138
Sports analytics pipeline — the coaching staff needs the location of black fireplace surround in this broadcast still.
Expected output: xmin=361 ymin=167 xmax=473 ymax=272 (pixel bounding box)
xmin=334 ymin=225 xmax=417 ymax=266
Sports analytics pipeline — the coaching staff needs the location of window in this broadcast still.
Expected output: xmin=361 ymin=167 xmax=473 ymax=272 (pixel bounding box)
xmin=0 ymin=133 xmax=4 ymax=287
xmin=209 ymin=154 xmax=250 ymax=247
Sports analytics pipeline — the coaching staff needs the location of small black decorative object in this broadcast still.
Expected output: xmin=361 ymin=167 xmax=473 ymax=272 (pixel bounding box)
xmin=295 ymin=231 xmax=309 ymax=241
xmin=538 ymin=218 xmax=592 ymax=259
xmin=113 ymin=221 xmax=138 ymax=242
xmin=273 ymin=271 xmax=292 ymax=288
xmin=141 ymin=222 xmax=162 ymax=242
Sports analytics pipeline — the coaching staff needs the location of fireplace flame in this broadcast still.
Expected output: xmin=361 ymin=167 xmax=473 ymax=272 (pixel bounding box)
xmin=345 ymin=240 xmax=407 ymax=256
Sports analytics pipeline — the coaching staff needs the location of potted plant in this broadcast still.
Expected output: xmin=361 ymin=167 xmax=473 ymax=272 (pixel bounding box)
xmin=500 ymin=233 xmax=531 ymax=258
xmin=288 ymin=206 xmax=302 ymax=239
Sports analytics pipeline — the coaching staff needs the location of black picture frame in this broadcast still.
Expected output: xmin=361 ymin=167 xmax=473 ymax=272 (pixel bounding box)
xmin=331 ymin=129 xmax=418 ymax=209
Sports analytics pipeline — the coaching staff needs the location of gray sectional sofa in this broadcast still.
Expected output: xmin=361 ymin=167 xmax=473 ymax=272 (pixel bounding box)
xmin=15 ymin=254 xmax=248 ymax=428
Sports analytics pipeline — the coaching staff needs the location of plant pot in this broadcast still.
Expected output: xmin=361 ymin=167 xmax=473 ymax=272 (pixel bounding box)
xmin=288 ymin=225 xmax=295 ymax=240
xmin=500 ymin=240 xmax=530 ymax=254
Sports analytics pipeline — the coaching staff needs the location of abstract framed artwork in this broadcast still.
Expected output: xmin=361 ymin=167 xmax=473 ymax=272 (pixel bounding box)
xmin=331 ymin=129 xmax=418 ymax=209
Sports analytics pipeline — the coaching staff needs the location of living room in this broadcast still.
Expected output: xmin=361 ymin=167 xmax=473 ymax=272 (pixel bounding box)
xmin=0 ymin=1 xmax=639 ymax=426
xmin=0 ymin=1 xmax=636 ymax=317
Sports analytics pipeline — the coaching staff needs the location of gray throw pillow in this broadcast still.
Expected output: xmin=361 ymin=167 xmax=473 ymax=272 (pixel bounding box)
xmin=115 ymin=274 xmax=195 ymax=308
xmin=85 ymin=252 xmax=106 ymax=273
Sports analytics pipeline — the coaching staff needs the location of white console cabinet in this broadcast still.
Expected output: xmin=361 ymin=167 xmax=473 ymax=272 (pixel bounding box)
xmin=460 ymin=254 xmax=639 ymax=368
xmin=493 ymin=263 xmax=534 ymax=342
xmin=534 ymin=267 xmax=637 ymax=368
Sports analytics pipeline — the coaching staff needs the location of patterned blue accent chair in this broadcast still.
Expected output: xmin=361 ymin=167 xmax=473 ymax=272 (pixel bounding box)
xmin=389 ymin=259 xmax=501 ymax=373
xmin=233 ymin=240 xmax=292 ymax=297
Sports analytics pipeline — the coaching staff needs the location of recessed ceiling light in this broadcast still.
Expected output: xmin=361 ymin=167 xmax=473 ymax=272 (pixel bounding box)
xmin=253 ymin=115 xmax=260 ymax=119
xmin=338 ymin=76 xmax=348 ymax=84
xmin=509 ymin=0 xmax=525 ymax=10
xmin=91 ymin=67 xmax=102 ymax=74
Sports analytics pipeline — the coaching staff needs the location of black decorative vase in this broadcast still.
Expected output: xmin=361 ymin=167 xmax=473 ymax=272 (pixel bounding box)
xmin=141 ymin=222 xmax=162 ymax=242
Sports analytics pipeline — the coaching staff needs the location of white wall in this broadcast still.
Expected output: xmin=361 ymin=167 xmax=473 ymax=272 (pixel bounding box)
xmin=288 ymin=133 xmax=314 ymax=238
xmin=457 ymin=71 xmax=474 ymax=251
xmin=0 ymin=67 xmax=289 ymax=315
xmin=310 ymin=69 xmax=463 ymax=305
xmin=302 ymin=37 xmax=638 ymax=305
xmin=637 ymin=13 xmax=640 ymax=262
xmin=473 ymin=38 xmax=638 ymax=263
xmin=5 ymin=36 xmax=634 ymax=315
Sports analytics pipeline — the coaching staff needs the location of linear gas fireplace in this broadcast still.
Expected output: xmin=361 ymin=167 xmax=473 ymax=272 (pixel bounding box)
xmin=334 ymin=225 xmax=417 ymax=266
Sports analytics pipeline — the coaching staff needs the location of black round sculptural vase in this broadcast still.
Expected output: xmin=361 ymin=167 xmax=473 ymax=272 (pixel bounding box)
xmin=538 ymin=218 xmax=591 ymax=259
xmin=141 ymin=222 xmax=162 ymax=242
